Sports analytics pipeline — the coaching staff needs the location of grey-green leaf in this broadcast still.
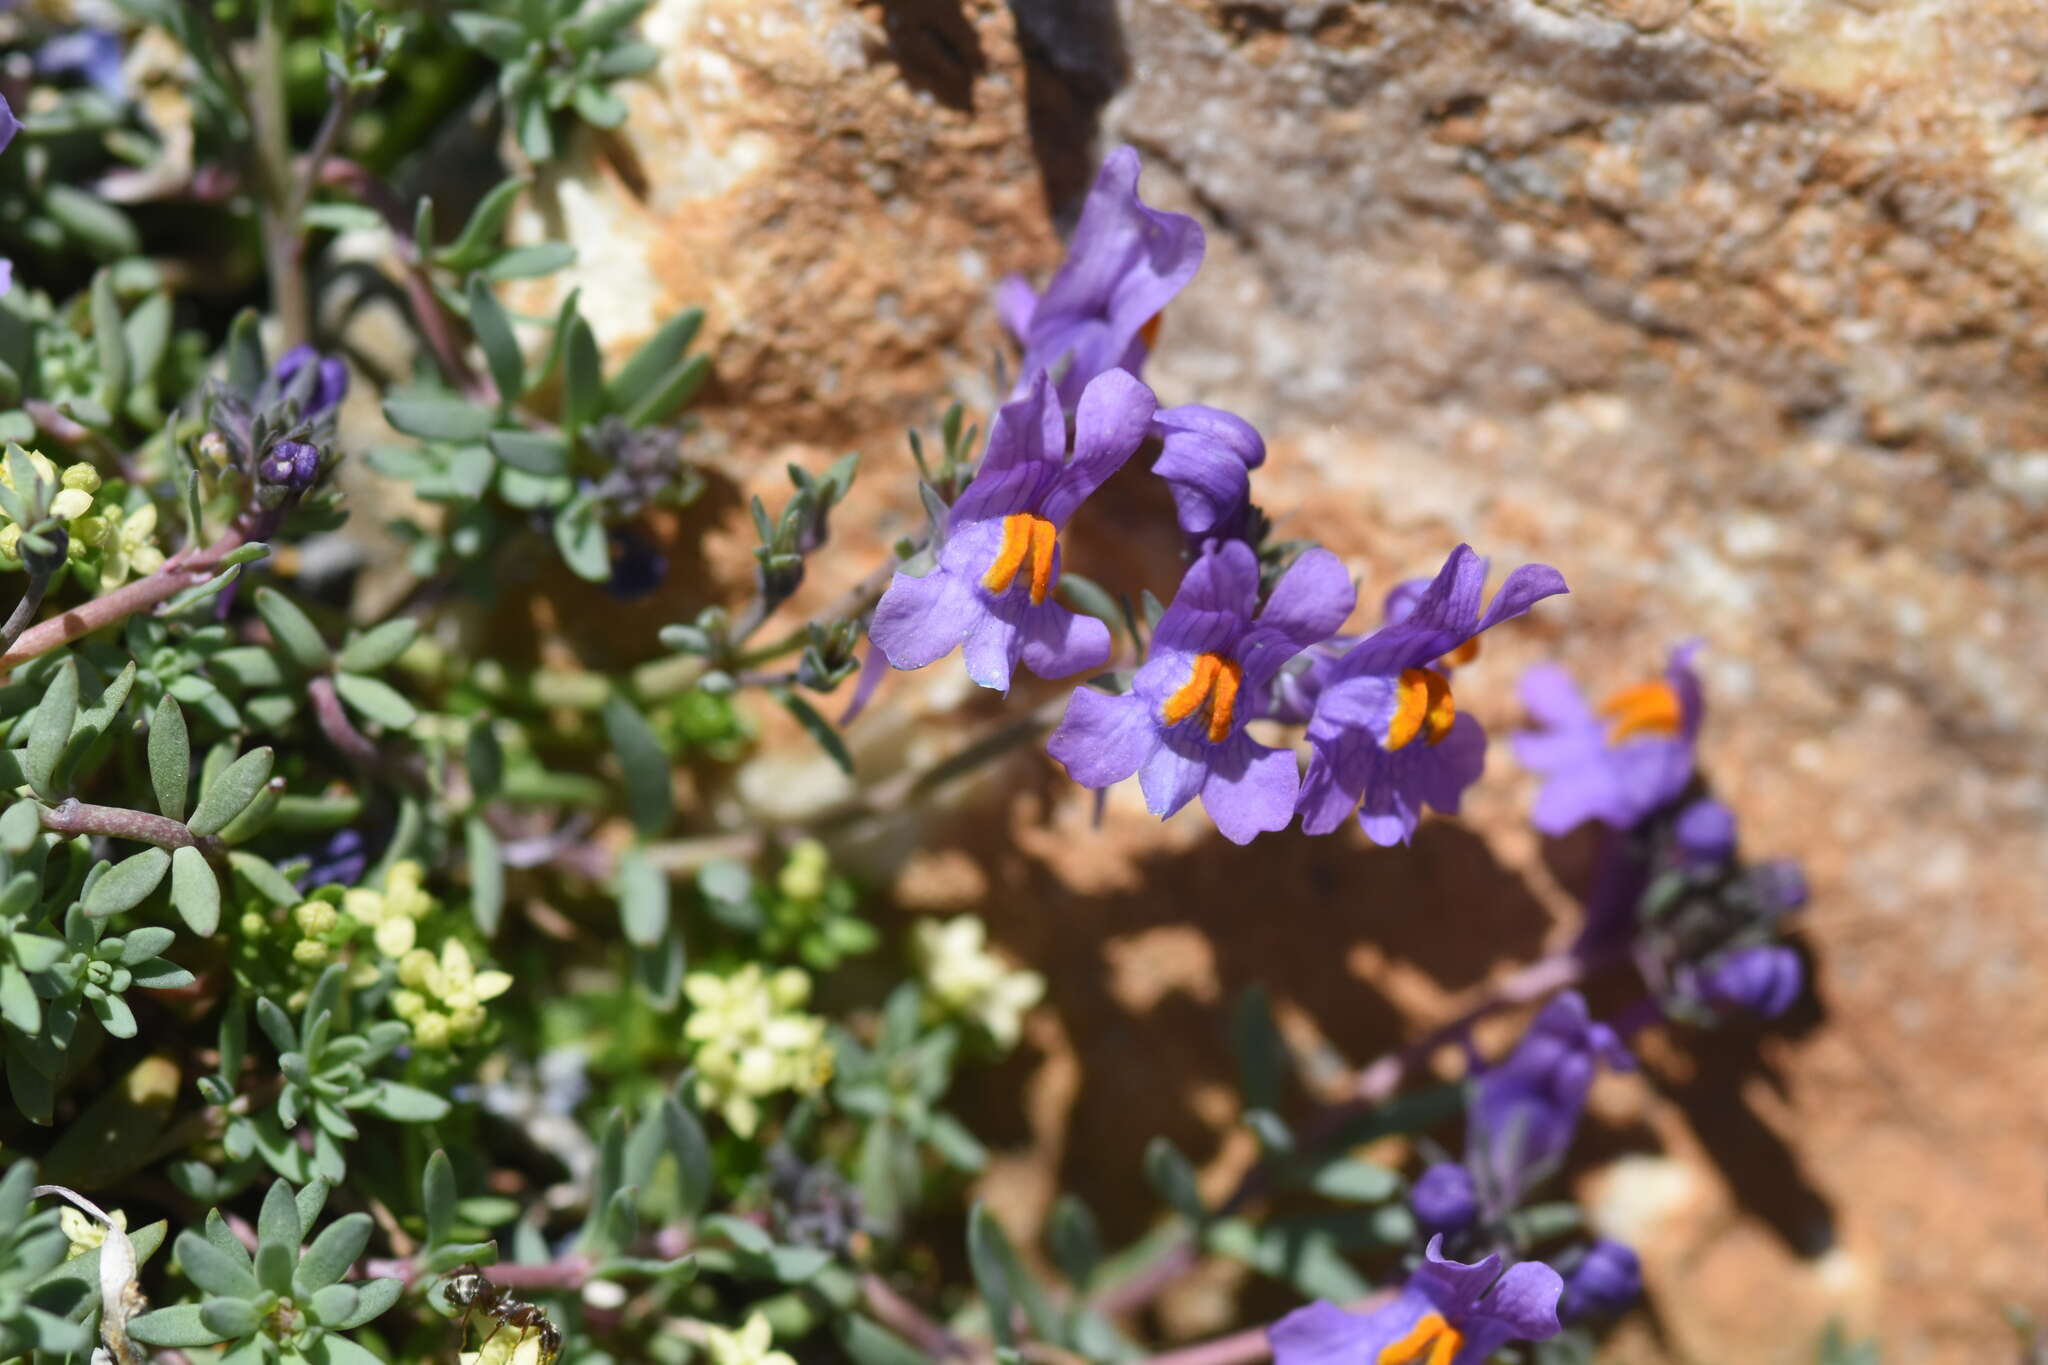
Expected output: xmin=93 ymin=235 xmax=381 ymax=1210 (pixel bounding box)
xmin=170 ymin=845 xmax=221 ymax=936
xmin=602 ymin=696 xmax=671 ymax=837
xmin=294 ymin=1213 xmax=372 ymax=1294
xmin=615 ymin=845 xmax=667 ymax=948
xmin=198 ymin=1297 xmax=260 ymax=1340
xmin=486 ymin=428 xmax=570 ymax=476
xmin=128 ymin=1303 xmax=224 ymax=1348
xmin=333 ymin=673 xmax=418 ymax=729
xmin=187 ymin=747 xmax=274 ymax=837
xmin=382 ymin=394 xmax=494 ymax=442
xmin=25 ymin=658 xmax=78 ymax=796
xmin=336 ymin=618 xmax=419 ymax=674
xmin=609 ymin=307 xmax=703 ymax=412
xmin=468 ymin=277 xmax=525 ymax=404
xmin=82 ymin=847 xmax=169 ymax=918
xmin=466 ymin=815 xmax=504 ymax=937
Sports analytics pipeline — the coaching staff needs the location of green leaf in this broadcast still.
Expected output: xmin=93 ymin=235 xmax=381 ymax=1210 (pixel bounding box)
xmin=1047 ymin=1194 xmax=1101 ymax=1290
xmin=306 ymin=1330 xmax=394 ymax=1365
xmin=437 ymin=175 xmax=528 ymax=268
xmin=482 ymin=242 xmax=576 ymax=281
xmin=187 ymin=747 xmax=274 ymax=837
xmin=966 ymin=1203 xmax=1018 ymax=1349
xmin=333 ymin=672 xmax=419 ymax=729
xmin=0 ymin=965 xmax=40 ymax=1033
xmin=198 ymin=1297 xmax=260 ymax=1340
xmin=335 ymin=1275 xmax=404 ymax=1330
xmin=303 ymin=201 xmax=385 ymax=233
xmin=1304 ymin=1158 xmax=1402 ymax=1204
xmin=467 ymin=720 xmax=504 ymax=800
xmin=11 ymin=932 xmax=62 ymax=972
xmin=90 ymin=270 xmax=130 ymax=414
xmin=571 ymin=81 xmax=629 ymax=129
xmin=172 ymin=1229 xmax=259 ymax=1298
xmin=467 ymin=277 xmax=525 ymax=403
xmin=118 ymin=925 xmax=175 ymax=963
xmin=423 ymin=1149 xmax=458 ymax=1248
xmin=660 ymin=1095 xmax=712 ymax=1216
xmin=229 ymin=851 xmax=301 ymax=907
xmin=486 ymin=428 xmax=570 ymax=476
xmin=0 ymin=800 xmax=40 ymax=854
xmin=623 ymin=354 xmax=710 ymax=429
xmin=552 ymin=492 xmax=610 ymax=582
xmin=562 ymin=316 xmax=605 ymax=432
xmin=258 ymin=1178 xmax=303 ymax=1259
xmin=1231 ymin=983 xmax=1286 ymax=1112
xmin=361 ymin=1080 xmax=451 ymax=1123
xmin=466 ymin=815 xmax=505 ymax=937
xmin=147 ymin=697 xmax=189 ymax=819
xmin=253 ymin=588 xmax=331 ymax=671
xmin=128 ymin=1302 xmax=225 ymax=1348
xmin=1144 ymin=1136 xmax=1206 ymax=1224
xmin=603 ymin=696 xmax=672 ymax=837
xmin=775 ymin=689 xmax=853 ymax=776
xmin=44 ymin=183 xmax=140 ymax=259
xmin=614 ymin=845 xmax=667 ymax=948
xmin=82 ymin=846 xmax=169 ymax=918
xmin=609 ymin=308 xmax=703 ymax=413
xmin=24 ymin=658 xmax=78 ymax=796
xmin=835 ymin=1315 xmax=931 ymax=1365
xmin=382 ymin=394 xmax=494 ymax=442
xmin=294 ymin=1212 xmax=372 ymax=1294
xmin=336 ymin=618 xmax=419 ymax=673
xmin=305 ymin=1282 xmax=359 ymax=1327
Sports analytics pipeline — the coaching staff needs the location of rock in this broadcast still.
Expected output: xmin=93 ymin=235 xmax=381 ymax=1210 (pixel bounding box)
xmin=532 ymin=0 xmax=2048 ymax=1359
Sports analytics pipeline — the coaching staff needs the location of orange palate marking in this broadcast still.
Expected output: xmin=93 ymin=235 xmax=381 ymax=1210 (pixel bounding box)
xmin=1598 ymin=679 xmax=1683 ymax=743
xmin=1161 ymin=652 xmax=1245 ymax=744
xmin=981 ymin=513 xmax=1060 ymax=606
xmin=1378 ymin=1313 xmax=1464 ymax=1365
xmin=1440 ymin=636 xmax=1481 ymax=668
xmin=1139 ymin=312 xmax=1165 ymax=351
xmin=1386 ymin=668 xmax=1456 ymax=750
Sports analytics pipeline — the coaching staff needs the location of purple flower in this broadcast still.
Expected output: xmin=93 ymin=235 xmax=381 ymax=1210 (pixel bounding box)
xmin=869 ymin=368 xmax=1156 ymax=693
xmin=1469 ymin=991 xmax=1631 ymax=1211
xmin=273 ymin=344 xmax=349 ymax=420
xmin=604 ymin=526 xmax=667 ymax=601
xmin=1046 ymin=540 xmax=1353 ymax=845
xmin=297 ymin=829 xmax=368 ymax=891
xmin=0 ymin=94 xmax=18 ymax=158
xmin=1673 ymin=797 xmax=1737 ymax=865
xmin=1149 ymin=402 xmax=1265 ymax=540
xmin=1512 ymin=643 xmax=1704 ymax=837
xmin=1410 ymin=1162 xmax=1479 ymax=1237
xmin=1742 ymin=859 xmax=1810 ymax=917
xmin=1687 ymin=944 xmax=1803 ymax=1020
xmin=37 ymin=28 xmax=126 ymax=99
xmin=1297 ymin=546 xmax=1567 ymax=846
xmin=1269 ymin=1236 xmax=1562 ymax=1365
xmin=1560 ymin=1239 xmax=1642 ymax=1321
xmin=999 ymin=146 xmax=1203 ymax=408
xmin=259 ymin=440 xmax=323 ymax=490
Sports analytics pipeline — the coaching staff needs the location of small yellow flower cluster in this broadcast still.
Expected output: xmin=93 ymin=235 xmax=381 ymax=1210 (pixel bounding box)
xmin=0 ymin=453 xmax=166 ymax=585
xmin=341 ymin=859 xmax=436 ymax=960
xmin=682 ymin=964 xmax=833 ymax=1137
xmin=59 ymin=1205 xmax=124 ymax=1260
xmin=776 ymin=839 xmax=830 ymax=902
xmin=459 ymin=1324 xmax=551 ymax=1365
xmin=701 ymin=1313 xmax=797 ymax=1365
xmin=913 ymin=915 xmax=1046 ymax=1051
xmin=391 ymin=939 xmax=513 ymax=1050
xmin=290 ymin=899 xmax=342 ymax=967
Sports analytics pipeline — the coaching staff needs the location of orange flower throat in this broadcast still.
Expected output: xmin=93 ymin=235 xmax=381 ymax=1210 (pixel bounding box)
xmin=1386 ymin=668 xmax=1456 ymax=750
xmin=1161 ymin=652 xmax=1245 ymax=743
xmin=1378 ymin=1313 xmax=1465 ymax=1365
xmin=1598 ymin=679 xmax=1683 ymax=743
xmin=982 ymin=513 xmax=1060 ymax=606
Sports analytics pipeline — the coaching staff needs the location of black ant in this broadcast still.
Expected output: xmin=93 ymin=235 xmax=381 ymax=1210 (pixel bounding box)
xmin=439 ymin=1265 xmax=563 ymax=1364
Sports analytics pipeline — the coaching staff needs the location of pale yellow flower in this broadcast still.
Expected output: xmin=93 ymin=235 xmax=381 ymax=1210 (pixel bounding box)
xmin=682 ymin=964 xmax=832 ymax=1137
xmin=396 ymin=938 xmax=512 ymax=1048
xmin=776 ymin=839 xmax=830 ymax=902
xmin=92 ymin=502 xmax=166 ymax=587
xmin=702 ymin=1313 xmax=796 ymax=1365
xmin=913 ymin=915 xmax=1045 ymax=1050
xmin=59 ymin=1205 xmax=123 ymax=1260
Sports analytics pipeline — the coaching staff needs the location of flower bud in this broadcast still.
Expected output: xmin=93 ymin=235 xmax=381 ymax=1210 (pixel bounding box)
xmin=273 ymin=344 xmax=349 ymax=419
xmin=258 ymin=440 xmax=323 ymax=491
xmin=1561 ymin=1239 xmax=1642 ymax=1320
xmin=1741 ymin=859 xmax=1810 ymax=917
xmin=1673 ymin=798 xmax=1737 ymax=866
xmin=1409 ymin=1162 xmax=1479 ymax=1236
xmin=59 ymin=464 xmax=101 ymax=494
xmin=1696 ymin=944 xmax=1802 ymax=1020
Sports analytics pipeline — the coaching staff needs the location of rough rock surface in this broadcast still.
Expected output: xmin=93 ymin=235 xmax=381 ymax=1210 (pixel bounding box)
xmin=533 ymin=1 xmax=2048 ymax=1360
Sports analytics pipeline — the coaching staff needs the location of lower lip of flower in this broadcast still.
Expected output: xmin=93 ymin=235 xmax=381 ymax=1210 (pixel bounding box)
xmin=981 ymin=512 xmax=1059 ymax=605
xmin=1161 ymin=651 xmax=1244 ymax=743
xmin=1598 ymin=679 xmax=1683 ymax=742
xmin=1386 ymin=667 xmax=1456 ymax=750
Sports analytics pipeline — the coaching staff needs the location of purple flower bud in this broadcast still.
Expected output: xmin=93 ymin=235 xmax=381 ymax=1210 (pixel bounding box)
xmin=1409 ymin=1162 xmax=1479 ymax=1236
xmin=297 ymin=829 xmax=368 ymax=891
xmin=259 ymin=440 xmax=323 ymax=491
xmin=1469 ymin=991 xmax=1632 ymax=1210
xmin=1561 ymin=1239 xmax=1641 ymax=1320
xmin=1743 ymin=858 xmax=1810 ymax=916
xmin=1696 ymin=944 xmax=1803 ymax=1020
xmin=1673 ymin=798 xmax=1737 ymax=865
xmin=604 ymin=527 xmax=668 ymax=601
xmin=273 ymin=344 xmax=349 ymax=420
xmin=37 ymin=28 xmax=126 ymax=100
xmin=0 ymin=95 xmax=18 ymax=159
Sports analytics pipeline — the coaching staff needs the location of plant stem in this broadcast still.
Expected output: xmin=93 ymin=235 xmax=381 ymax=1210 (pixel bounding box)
xmin=40 ymin=799 xmax=226 ymax=860
xmin=0 ymin=568 xmax=51 ymax=655
xmin=0 ymin=526 xmax=247 ymax=675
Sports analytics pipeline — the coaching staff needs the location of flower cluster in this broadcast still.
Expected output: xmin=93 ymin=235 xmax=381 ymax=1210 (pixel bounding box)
xmin=682 ymin=964 xmax=835 ymax=1137
xmin=872 ymin=148 xmax=1567 ymax=846
xmin=912 ymin=914 xmax=1046 ymax=1050
xmin=392 ymin=939 xmax=514 ymax=1050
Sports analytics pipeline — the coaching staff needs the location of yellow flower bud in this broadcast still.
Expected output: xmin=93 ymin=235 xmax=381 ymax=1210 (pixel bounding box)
xmin=390 ymin=989 xmax=426 ymax=1021
xmin=60 ymin=464 xmax=101 ymax=493
xmin=411 ymin=1011 xmax=452 ymax=1049
xmin=0 ymin=525 xmax=19 ymax=556
xmin=397 ymin=947 xmax=436 ymax=989
xmin=374 ymin=915 xmax=416 ymax=959
xmin=239 ymin=910 xmax=267 ymax=938
xmin=293 ymin=902 xmax=339 ymax=937
xmin=292 ymin=939 xmax=331 ymax=966
xmin=49 ymin=488 xmax=94 ymax=522
xmin=776 ymin=839 xmax=830 ymax=901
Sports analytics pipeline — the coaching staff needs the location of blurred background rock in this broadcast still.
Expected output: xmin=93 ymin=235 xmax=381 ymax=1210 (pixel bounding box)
xmin=483 ymin=1 xmax=2048 ymax=1359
